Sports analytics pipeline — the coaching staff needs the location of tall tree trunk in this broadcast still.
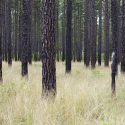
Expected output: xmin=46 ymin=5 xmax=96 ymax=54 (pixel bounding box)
xmin=21 ymin=0 xmax=31 ymax=77
xmin=117 ymin=0 xmax=121 ymax=63
xmin=2 ymin=0 xmax=5 ymax=61
xmin=84 ymin=0 xmax=90 ymax=66
xmin=104 ymin=0 xmax=110 ymax=67
xmin=56 ymin=0 xmax=59 ymax=61
xmin=77 ymin=4 xmax=82 ymax=62
xmin=121 ymin=0 xmax=125 ymax=72
xmin=79 ymin=4 xmax=83 ymax=62
xmin=90 ymin=0 xmax=97 ymax=68
xmin=28 ymin=0 xmax=32 ymax=64
xmin=98 ymin=0 xmax=102 ymax=66
xmin=62 ymin=0 xmax=66 ymax=62
xmin=0 ymin=0 xmax=3 ymax=81
xmin=33 ymin=3 xmax=38 ymax=62
xmin=73 ymin=5 xmax=77 ymax=62
xmin=37 ymin=6 xmax=41 ymax=61
xmin=5 ymin=0 xmax=8 ymax=62
xmin=66 ymin=0 xmax=72 ymax=73
xmin=111 ymin=0 xmax=118 ymax=94
xmin=14 ymin=0 xmax=18 ymax=61
xmin=34 ymin=7 xmax=37 ymax=61
xmin=6 ymin=0 xmax=12 ymax=66
xmin=18 ymin=0 xmax=22 ymax=61
xmin=42 ymin=0 xmax=56 ymax=95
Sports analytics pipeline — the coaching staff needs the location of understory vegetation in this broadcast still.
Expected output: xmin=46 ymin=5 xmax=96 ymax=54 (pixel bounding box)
xmin=0 ymin=62 xmax=125 ymax=125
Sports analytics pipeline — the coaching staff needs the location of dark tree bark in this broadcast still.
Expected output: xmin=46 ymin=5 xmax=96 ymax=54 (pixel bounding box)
xmin=62 ymin=0 xmax=66 ymax=62
xmin=56 ymin=0 xmax=59 ymax=62
xmin=21 ymin=0 xmax=31 ymax=77
xmin=84 ymin=0 xmax=96 ymax=68
xmin=98 ymin=0 xmax=102 ymax=66
xmin=6 ymin=0 xmax=12 ymax=66
xmin=84 ymin=0 xmax=90 ymax=66
xmin=2 ymin=0 xmax=5 ymax=61
xmin=111 ymin=0 xmax=118 ymax=94
xmin=37 ymin=6 xmax=41 ymax=61
xmin=42 ymin=0 xmax=56 ymax=95
xmin=121 ymin=0 xmax=125 ymax=72
xmin=0 ymin=0 xmax=3 ymax=81
xmin=28 ymin=0 xmax=32 ymax=64
xmin=14 ymin=0 xmax=18 ymax=61
xmin=117 ymin=0 xmax=121 ymax=63
xmin=104 ymin=0 xmax=110 ymax=67
xmin=4 ymin=0 xmax=8 ymax=62
xmin=17 ymin=1 xmax=20 ymax=61
xmin=90 ymin=0 xmax=97 ymax=68
xmin=33 ymin=2 xmax=38 ymax=62
xmin=66 ymin=0 xmax=72 ymax=73
xmin=73 ymin=5 xmax=77 ymax=62
xmin=79 ymin=4 xmax=83 ymax=62
xmin=18 ymin=0 xmax=22 ymax=61
xmin=77 ymin=4 xmax=82 ymax=62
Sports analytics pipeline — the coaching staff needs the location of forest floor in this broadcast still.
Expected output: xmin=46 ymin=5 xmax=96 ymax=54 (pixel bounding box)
xmin=0 ymin=62 xmax=125 ymax=125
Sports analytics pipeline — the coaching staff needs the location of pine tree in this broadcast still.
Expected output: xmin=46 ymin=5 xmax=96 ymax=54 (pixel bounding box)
xmin=121 ymin=0 xmax=125 ymax=72
xmin=14 ymin=0 xmax=18 ymax=61
xmin=104 ymin=0 xmax=110 ymax=67
xmin=66 ymin=0 xmax=72 ymax=73
xmin=4 ymin=0 xmax=8 ymax=62
xmin=111 ymin=0 xmax=118 ymax=94
xmin=42 ymin=0 xmax=56 ymax=95
xmin=62 ymin=0 xmax=66 ymax=62
xmin=18 ymin=0 xmax=22 ymax=61
xmin=117 ymin=0 xmax=121 ymax=63
xmin=98 ymin=0 xmax=102 ymax=66
xmin=56 ymin=0 xmax=59 ymax=62
xmin=21 ymin=0 xmax=31 ymax=77
xmin=6 ymin=0 xmax=12 ymax=66
xmin=33 ymin=1 xmax=38 ymax=62
xmin=0 ymin=0 xmax=3 ymax=81
xmin=28 ymin=0 xmax=32 ymax=64
xmin=84 ymin=0 xmax=90 ymax=66
xmin=90 ymin=0 xmax=97 ymax=68
xmin=73 ymin=4 xmax=77 ymax=62
xmin=77 ymin=4 xmax=82 ymax=62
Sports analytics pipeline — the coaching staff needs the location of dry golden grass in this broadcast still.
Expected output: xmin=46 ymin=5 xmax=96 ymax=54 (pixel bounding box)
xmin=0 ymin=62 xmax=125 ymax=125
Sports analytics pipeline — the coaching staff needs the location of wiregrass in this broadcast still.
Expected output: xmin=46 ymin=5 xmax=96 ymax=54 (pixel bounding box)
xmin=0 ymin=62 xmax=125 ymax=125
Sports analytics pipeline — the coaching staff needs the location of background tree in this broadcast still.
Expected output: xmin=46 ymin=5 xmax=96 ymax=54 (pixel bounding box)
xmin=4 ymin=0 xmax=8 ymax=62
xmin=104 ymin=0 xmax=110 ymax=67
xmin=18 ymin=0 xmax=22 ymax=61
xmin=61 ymin=0 xmax=66 ymax=62
xmin=98 ymin=0 xmax=102 ymax=66
xmin=90 ymin=0 xmax=97 ymax=68
xmin=66 ymin=0 xmax=72 ymax=73
xmin=117 ymin=0 xmax=121 ymax=63
xmin=56 ymin=0 xmax=60 ymax=62
xmin=21 ymin=0 xmax=31 ymax=77
xmin=77 ymin=3 xmax=82 ymax=62
xmin=111 ymin=0 xmax=118 ymax=94
xmin=28 ymin=0 xmax=32 ymax=64
xmin=84 ymin=0 xmax=90 ymax=66
xmin=121 ymin=0 xmax=125 ymax=72
xmin=14 ymin=0 xmax=18 ymax=61
xmin=0 ymin=0 xmax=2 ymax=81
xmin=6 ymin=0 xmax=12 ymax=66
xmin=73 ymin=2 xmax=77 ymax=62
